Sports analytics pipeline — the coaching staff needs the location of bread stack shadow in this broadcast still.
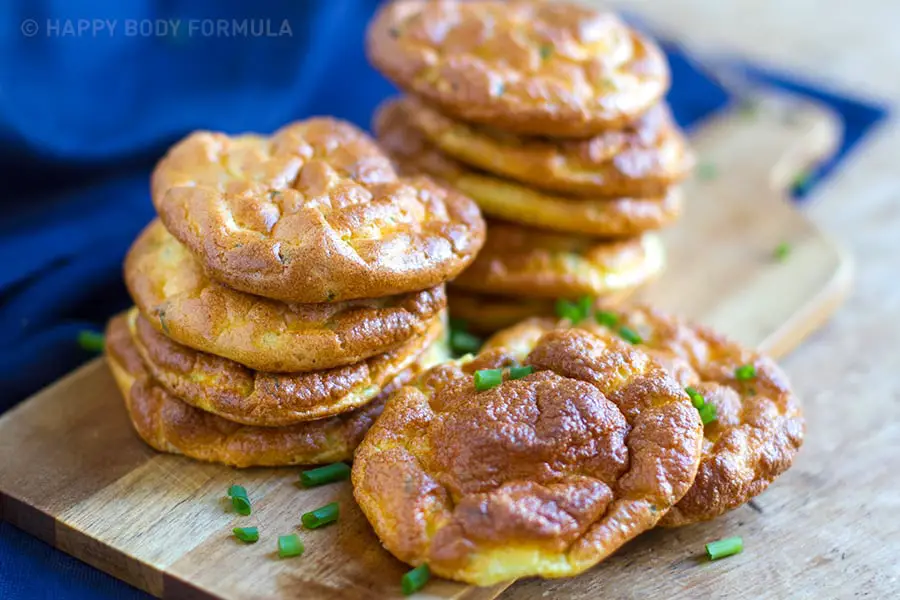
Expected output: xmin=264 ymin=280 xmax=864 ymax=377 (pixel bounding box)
xmin=105 ymin=118 xmax=485 ymax=467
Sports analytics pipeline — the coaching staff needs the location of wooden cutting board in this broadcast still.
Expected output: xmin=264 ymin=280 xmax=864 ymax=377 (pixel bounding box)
xmin=0 ymin=95 xmax=850 ymax=600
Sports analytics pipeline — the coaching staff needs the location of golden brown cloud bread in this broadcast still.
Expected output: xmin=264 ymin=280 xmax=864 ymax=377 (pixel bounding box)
xmin=484 ymin=308 xmax=805 ymax=527
xmin=451 ymin=221 xmax=664 ymax=299
xmin=105 ymin=313 xmax=404 ymax=468
xmin=151 ymin=117 xmax=485 ymax=303
xmin=374 ymin=98 xmax=681 ymax=237
xmin=352 ymin=329 xmax=703 ymax=585
xmin=127 ymin=307 xmax=445 ymax=426
xmin=367 ymin=0 xmax=669 ymax=137
xmin=408 ymin=97 xmax=692 ymax=197
xmin=125 ymin=220 xmax=446 ymax=373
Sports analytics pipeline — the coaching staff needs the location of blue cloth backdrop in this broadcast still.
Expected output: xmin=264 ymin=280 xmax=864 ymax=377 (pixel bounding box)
xmin=0 ymin=1 xmax=887 ymax=598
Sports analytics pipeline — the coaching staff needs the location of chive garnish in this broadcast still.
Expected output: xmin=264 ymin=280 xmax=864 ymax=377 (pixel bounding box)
xmin=299 ymin=463 xmax=351 ymax=488
xmin=577 ymin=296 xmax=593 ymax=319
xmin=474 ymin=368 xmax=503 ymax=391
xmin=705 ymin=536 xmax=743 ymax=560
xmin=595 ymin=310 xmax=619 ymax=328
xmin=698 ymin=403 xmax=718 ymax=425
xmin=278 ymin=534 xmax=305 ymax=558
xmin=696 ymin=162 xmax=718 ymax=181
xmin=735 ymin=364 xmax=756 ymax=381
xmin=685 ymin=386 xmax=705 ymax=409
xmin=227 ymin=485 xmax=251 ymax=516
xmin=539 ymin=45 xmax=553 ymax=59
xmin=617 ymin=326 xmax=642 ymax=345
xmin=301 ymin=502 xmax=339 ymax=529
xmin=401 ymin=564 xmax=431 ymax=596
xmin=773 ymin=242 xmax=791 ymax=261
xmin=508 ymin=365 xmax=533 ymax=380
xmin=555 ymin=298 xmax=589 ymax=323
xmin=232 ymin=527 xmax=259 ymax=543
xmin=450 ymin=329 xmax=482 ymax=355
xmin=77 ymin=330 xmax=105 ymax=352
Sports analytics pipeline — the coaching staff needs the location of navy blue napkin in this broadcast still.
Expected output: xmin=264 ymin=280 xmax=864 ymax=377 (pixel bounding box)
xmin=0 ymin=2 xmax=887 ymax=598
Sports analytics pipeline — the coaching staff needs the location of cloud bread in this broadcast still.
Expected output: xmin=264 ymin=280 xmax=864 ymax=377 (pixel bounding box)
xmin=151 ymin=117 xmax=485 ymax=303
xmin=367 ymin=0 xmax=669 ymax=136
xmin=352 ymin=328 xmax=703 ymax=585
xmin=484 ymin=307 xmax=805 ymax=527
xmin=125 ymin=219 xmax=446 ymax=373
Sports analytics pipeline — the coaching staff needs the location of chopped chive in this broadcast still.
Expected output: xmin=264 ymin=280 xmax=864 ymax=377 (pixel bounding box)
xmin=278 ymin=534 xmax=305 ymax=558
xmin=232 ymin=527 xmax=259 ymax=543
xmin=577 ymin=296 xmax=593 ymax=319
xmin=448 ymin=317 xmax=468 ymax=331
xmin=696 ymin=162 xmax=717 ymax=181
xmin=555 ymin=298 xmax=581 ymax=322
xmin=685 ymin=386 xmax=705 ymax=409
xmin=401 ymin=564 xmax=431 ymax=596
xmin=227 ymin=485 xmax=251 ymax=516
xmin=705 ymin=536 xmax=743 ymax=560
xmin=508 ymin=365 xmax=533 ymax=380
xmin=617 ymin=326 xmax=642 ymax=345
xmin=539 ymin=45 xmax=553 ymax=59
xmin=698 ymin=403 xmax=718 ymax=425
xmin=773 ymin=242 xmax=791 ymax=261
xmin=735 ymin=364 xmax=756 ymax=381
xmin=77 ymin=330 xmax=105 ymax=352
xmin=450 ymin=329 xmax=482 ymax=355
xmin=474 ymin=368 xmax=503 ymax=391
xmin=299 ymin=462 xmax=351 ymax=488
xmin=595 ymin=310 xmax=619 ymax=328
xmin=301 ymin=502 xmax=339 ymax=529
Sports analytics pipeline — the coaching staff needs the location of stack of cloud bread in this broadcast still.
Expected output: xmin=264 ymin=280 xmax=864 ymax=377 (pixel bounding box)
xmin=105 ymin=117 xmax=486 ymax=468
xmin=366 ymin=0 xmax=694 ymax=334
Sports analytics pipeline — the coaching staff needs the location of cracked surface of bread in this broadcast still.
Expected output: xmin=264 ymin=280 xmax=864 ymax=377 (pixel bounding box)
xmin=125 ymin=220 xmax=446 ymax=373
xmin=127 ymin=308 xmax=445 ymax=427
xmin=484 ymin=308 xmax=805 ymax=526
xmin=367 ymin=0 xmax=669 ymax=136
xmin=375 ymin=98 xmax=681 ymax=237
xmin=151 ymin=117 xmax=485 ymax=303
xmin=407 ymin=97 xmax=692 ymax=197
xmin=105 ymin=313 xmax=443 ymax=468
xmin=452 ymin=221 xmax=665 ymax=299
xmin=352 ymin=328 xmax=702 ymax=585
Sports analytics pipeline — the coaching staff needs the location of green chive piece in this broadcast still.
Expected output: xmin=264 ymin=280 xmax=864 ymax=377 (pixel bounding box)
xmin=301 ymin=502 xmax=340 ymax=530
xmin=539 ymin=45 xmax=553 ymax=60
xmin=773 ymin=242 xmax=791 ymax=261
xmin=705 ymin=536 xmax=743 ymax=560
xmin=685 ymin=386 xmax=705 ymax=409
xmin=401 ymin=564 xmax=431 ymax=596
xmin=696 ymin=162 xmax=717 ymax=181
xmin=735 ymin=364 xmax=757 ymax=381
xmin=448 ymin=317 xmax=468 ymax=331
xmin=450 ymin=329 xmax=482 ymax=355
xmin=554 ymin=298 xmax=582 ymax=322
xmin=278 ymin=534 xmax=305 ymax=558
xmin=508 ymin=365 xmax=533 ymax=380
xmin=77 ymin=330 xmax=105 ymax=352
xmin=474 ymin=368 xmax=503 ymax=391
xmin=698 ymin=403 xmax=718 ymax=425
xmin=577 ymin=296 xmax=593 ymax=319
xmin=232 ymin=527 xmax=259 ymax=543
xmin=618 ymin=326 xmax=642 ymax=345
xmin=299 ymin=462 xmax=351 ymax=488
xmin=227 ymin=485 xmax=251 ymax=516
xmin=595 ymin=310 xmax=619 ymax=328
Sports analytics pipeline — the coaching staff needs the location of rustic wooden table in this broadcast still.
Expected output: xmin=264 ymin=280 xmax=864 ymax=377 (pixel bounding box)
xmin=507 ymin=1 xmax=900 ymax=598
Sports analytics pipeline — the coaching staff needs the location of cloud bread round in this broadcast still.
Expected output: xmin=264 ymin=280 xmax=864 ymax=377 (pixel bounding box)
xmin=374 ymin=98 xmax=681 ymax=237
xmin=127 ymin=307 xmax=445 ymax=427
xmin=407 ymin=97 xmax=692 ymax=197
xmin=125 ymin=219 xmax=446 ymax=373
xmin=367 ymin=0 xmax=669 ymax=137
xmin=484 ymin=307 xmax=805 ymax=527
xmin=151 ymin=116 xmax=485 ymax=303
xmin=451 ymin=220 xmax=665 ymax=299
xmin=352 ymin=328 xmax=703 ymax=585
xmin=105 ymin=313 xmax=442 ymax=468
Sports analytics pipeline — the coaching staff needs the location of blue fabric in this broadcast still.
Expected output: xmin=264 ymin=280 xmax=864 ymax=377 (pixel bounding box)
xmin=0 ymin=2 xmax=887 ymax=598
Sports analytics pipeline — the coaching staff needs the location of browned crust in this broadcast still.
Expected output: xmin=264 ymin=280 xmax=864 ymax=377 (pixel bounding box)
xmin=352 ymin=328 xmax=702 ymax=584
xmin=451 ymin=220 xmax=664 ymax=298
xmin=125 ymin=219 xmax=447 ymax=373
xmin=128 ymin=307 xmax=445 ymax=427
xmin=151 ymin=117 xmax=485 ymax=303
xmin=408 ymin=97 xmax=693 ymax=197
xmin=374 ymin=98 xmax=681 ymax=237
xmin=484 ymin=307 xmax=805 ymax=526
xmin=104 ymin=313 xmax=409 ymax=468
xmin=367 ymin=0 xmax=669 ymax=137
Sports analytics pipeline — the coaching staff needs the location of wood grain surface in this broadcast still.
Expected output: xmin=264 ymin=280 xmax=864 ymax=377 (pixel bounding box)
xmin=0 ymin=94 xmax=852 ymax=600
